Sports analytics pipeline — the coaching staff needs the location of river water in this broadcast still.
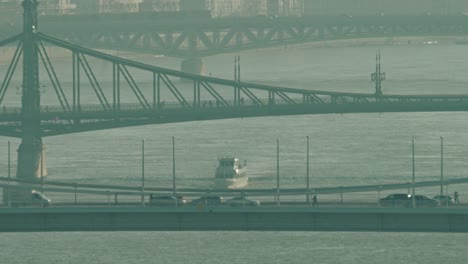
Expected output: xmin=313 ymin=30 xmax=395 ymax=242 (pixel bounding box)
xmin=2 ymin=37 xmax=468 ymax=262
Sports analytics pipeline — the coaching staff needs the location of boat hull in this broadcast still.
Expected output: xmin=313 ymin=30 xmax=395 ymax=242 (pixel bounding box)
xmin=214 ymin=176 xmax=248 ymax=189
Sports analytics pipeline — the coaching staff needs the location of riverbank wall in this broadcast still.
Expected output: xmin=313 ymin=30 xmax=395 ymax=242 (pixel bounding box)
xmin=1 ymin=207 xmax=468 ymax=232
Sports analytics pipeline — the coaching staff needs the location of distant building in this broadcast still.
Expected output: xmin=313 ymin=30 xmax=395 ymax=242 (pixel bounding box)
xmin=5 ymin=0 xmax=467 ymax=17
xmin=267 ymin=0 xmax=304 ymax=17
xmin=35 ymin=0 xmax=76 ymax=15
xmin=0 ymin=1 xmax=20 ymax=20
xmin=207 ymin=0 xmax=242 ymax=17
xmin=303 ymin=0 xmax=468 ymax=16
xmin=180 ymin=0 xmax=207 ymax=12
xmin=240 ymin=0 xmax=267 ymax=17
xmin=140 ymin=0 xmax=179 ymax=12
xmin=72 ymin=0 xmax=143 ymax=14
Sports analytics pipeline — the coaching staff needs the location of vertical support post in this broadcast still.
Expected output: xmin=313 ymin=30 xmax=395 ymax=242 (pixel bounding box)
xmin=276 ymin=139 xmax=280 ymax=206
xmin=40 ymin=149 xmax=44 ymax=207
xmin=77 ymin=53 xmax=81 ymax=111
xmin=8 ymin=141 xmax=11 ymax=179
xmin=74 ymin=183 xmax=77 ymax=205
xmin=197 ymin=81 xmax=201 ymax=109
xmin=234 ymin=56 xmax=239 ymax=107
xmin=306 ymin=136 xmax=310 ymax=203
xmin=7 ymin=141 xmax=11 ymax=207
xmin=116 ymin=65 xmax=120 ymax=111
xmin=153 ymin=72 xmax=156 ymax=110
xmin=172 ymin=136 xmax=176 ymax=194
xmin=340 ymin=187 xmax=343 ymax=203
xmin=237 ymin=55 xmax=241 ymax=81
xmin=72 ymin=52 xmax=76 ymax=112
xmin=412 ymin=139 xmax=416 ymax=208
xmin=440 ymin=136 xmax=444 ymax=197
xmin=157 ymin=73 xmax=161 ymax=110
xmin=377 ymin=187 xmax=381 ymax=208
xmin=141 ymin=139 xmax=145 ymax=206
xmin=112 ymin=63 xmax=116 ymax=112
xmin=193 ymin=80 xmax=197 ymax=109
xmin=234 ymin=55 xmax=237 ymax=82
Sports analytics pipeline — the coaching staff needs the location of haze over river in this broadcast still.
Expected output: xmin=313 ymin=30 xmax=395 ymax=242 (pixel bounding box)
xmin=2 ymin=38 xmax=468 ymax=263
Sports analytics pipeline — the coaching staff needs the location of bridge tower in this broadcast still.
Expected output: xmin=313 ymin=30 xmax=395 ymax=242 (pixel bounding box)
xmin=371 ymin=51 xmax=385 ymax=97
xmin=17 ymin=0 xmax=47 ymax=181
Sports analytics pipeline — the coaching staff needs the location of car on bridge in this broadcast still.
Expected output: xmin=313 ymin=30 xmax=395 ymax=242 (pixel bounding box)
xmin=433 ymin=195 xmax=454 ymax=206
xmin=224 ymin=196 xmax=260 ymax=207
xmin=191 ymin=195 xmax=224 ymax=206
xmin=4 ymin=189 xmax=52 ymax=207
xmin=379 ymin=193 xmax=439 ymax=208
xmin=149 ymin=195 xmax=186 ymax=206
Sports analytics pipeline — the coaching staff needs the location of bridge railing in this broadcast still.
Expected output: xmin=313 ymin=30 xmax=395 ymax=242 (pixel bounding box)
xmin=1 ymin=176 xmax=467 ymax=208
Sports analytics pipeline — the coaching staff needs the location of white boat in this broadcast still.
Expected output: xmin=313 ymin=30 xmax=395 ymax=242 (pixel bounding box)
xmin=214 ymin=157 xmax=248 ymax=189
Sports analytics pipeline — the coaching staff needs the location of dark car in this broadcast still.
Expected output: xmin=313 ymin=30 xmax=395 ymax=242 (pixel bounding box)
xmin=379 ymin=193 xmax=439 ymax=208
xmin=191 ymin=195 xmax=224 ymax=206
xmin=149 ymin=195 xmax=186 ymax=206
xmin=433 ymin=195 xmax=454 ymax=206
xmin=379 ymin=193 xmax=412 ymax=208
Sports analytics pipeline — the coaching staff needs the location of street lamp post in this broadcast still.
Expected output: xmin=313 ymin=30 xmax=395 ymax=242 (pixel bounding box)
xmin=306 ymin=136 xmax=310 ymax=203
xmin=141 ymin=139 xmax=145 ymax=206
xmin=412 ymin=139 xmax=416 ymax=208
xmin=276 ymin=139 xmax=280 ymax=206
xmin=440 ymin=136 xmax=444 ymax=197
xmin=7 ymin=141 xmax=10 ymax=179
xmin=172 ymin=136 xmax=176 ymax=194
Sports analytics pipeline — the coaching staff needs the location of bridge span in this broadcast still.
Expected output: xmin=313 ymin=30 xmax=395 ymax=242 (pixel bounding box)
xmin=34 ymin=14 xmax=468 ymax=58
xmin=2 ymin=1 xmax=468 ymax=187
xmin=3 ymin=14 xmax=468 ymax=74
xmin=2 ymin=32 xmax=468 ymax=138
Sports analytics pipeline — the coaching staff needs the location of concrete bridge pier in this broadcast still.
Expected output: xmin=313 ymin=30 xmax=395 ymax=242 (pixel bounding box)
xmin=181 ymin=58 xmax=206 ymax=76
xmin=17 ymin=139 xmax=47 ymax=180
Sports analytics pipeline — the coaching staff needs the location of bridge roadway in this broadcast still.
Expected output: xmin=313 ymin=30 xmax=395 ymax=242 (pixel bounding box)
xmin=2 ymin=177 xmax=468 ymax=232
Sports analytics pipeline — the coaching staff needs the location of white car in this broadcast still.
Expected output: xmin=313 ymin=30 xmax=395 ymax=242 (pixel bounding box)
xmin=31 ymin=191 xmax=52 ymax=207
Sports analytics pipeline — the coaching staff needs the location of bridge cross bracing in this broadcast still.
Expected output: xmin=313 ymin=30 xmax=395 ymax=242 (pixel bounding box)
xmin=26 ymin=14 xmax=468 ymax=58
xmin=1 ymin=0 xmax=468 ymax=181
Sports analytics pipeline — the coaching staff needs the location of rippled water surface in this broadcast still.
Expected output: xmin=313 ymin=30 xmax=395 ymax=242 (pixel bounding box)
xmin=2 ymin=231 xmax=468 ymax=264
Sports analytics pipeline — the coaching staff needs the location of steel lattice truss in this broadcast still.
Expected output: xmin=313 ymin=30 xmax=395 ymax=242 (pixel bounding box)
xmin=1 ymin=30 xmax=468 ymax=138
xmin=34 ymin=15 xmax=468 ymax=57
